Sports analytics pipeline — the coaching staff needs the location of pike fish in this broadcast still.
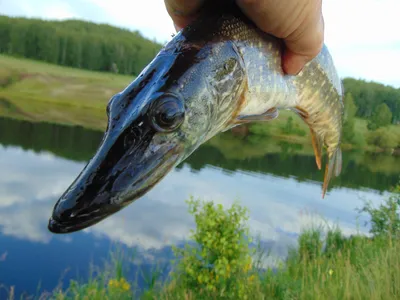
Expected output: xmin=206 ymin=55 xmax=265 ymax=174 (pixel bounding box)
xmin=48 ymin=1 xmax=344 ymax=234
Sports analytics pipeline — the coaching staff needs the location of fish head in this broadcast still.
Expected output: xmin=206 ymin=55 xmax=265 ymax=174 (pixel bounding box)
xmin=48 ymin=31 xmax=247 ymax=234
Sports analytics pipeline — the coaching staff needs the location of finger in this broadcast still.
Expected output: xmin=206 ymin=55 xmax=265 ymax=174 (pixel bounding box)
xmin=282 ymin=14 xmax=325 ymax=75
xmin=236 ymin=0 xmax=290 ymax=36
xmin=164 ymin=0 xmax=205 ymax=30
xmin=236 ymin=0 xmax=324 ymax=75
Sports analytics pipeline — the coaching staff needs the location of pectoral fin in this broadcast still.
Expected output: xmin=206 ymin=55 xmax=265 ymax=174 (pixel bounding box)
xmin=291 ymin=106 xmax=309 ymax=119
xmin=235 ymin=107 xmax=279 ymax=124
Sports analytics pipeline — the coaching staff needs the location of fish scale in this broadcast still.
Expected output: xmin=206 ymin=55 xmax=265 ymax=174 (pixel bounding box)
xmin=211 ymin=12 xmax=344 ymax=197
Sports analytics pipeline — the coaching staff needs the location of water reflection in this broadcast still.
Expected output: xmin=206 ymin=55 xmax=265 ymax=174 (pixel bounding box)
xmin=0 ymin=146 xmax=81 ymax=242
xmin=0 ymin=116 xmax=398 ymax=297
xmin=1 ymin=117 xmax=398 ymax=193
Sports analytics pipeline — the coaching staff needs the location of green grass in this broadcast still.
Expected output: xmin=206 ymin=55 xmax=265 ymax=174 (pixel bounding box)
xmin=43 ymin=233 xmax=400 ymax=300
xmin=0 ymin=54 xmax=133 ymax=130
xmin=3 ymin=183 xmax=398 ymax=300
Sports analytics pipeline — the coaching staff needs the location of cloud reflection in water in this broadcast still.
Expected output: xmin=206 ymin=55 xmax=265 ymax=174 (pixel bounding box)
xmin=0 ymin=144 xmax=387 ymax=257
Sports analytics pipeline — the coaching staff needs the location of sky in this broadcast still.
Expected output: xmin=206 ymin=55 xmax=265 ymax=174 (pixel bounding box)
xmin=1 ymin=0 xmax=400 ymax=88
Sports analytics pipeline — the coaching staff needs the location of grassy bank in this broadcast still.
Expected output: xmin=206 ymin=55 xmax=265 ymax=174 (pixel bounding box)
xmin=0 ymin=54 xmax=132 ymax=130
xmin=4 ymin=183 xmax=398 ymax=299
xmin=1 ymin=54 xmax=399 ymax=152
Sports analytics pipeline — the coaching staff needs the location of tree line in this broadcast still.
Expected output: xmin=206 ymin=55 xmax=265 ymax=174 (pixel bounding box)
xmin=0 ymin=15 xmax=399 ymax=123
xmin=343 ymin=78 xmax=400 ymax=124
xmin=0 ymin=15 xmax=163 ymax=76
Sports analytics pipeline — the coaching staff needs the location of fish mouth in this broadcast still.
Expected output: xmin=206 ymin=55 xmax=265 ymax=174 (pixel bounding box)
xmin=48 ymin=124 xmax=184 ymax=234
xmin=48 ymin=209 xmax=118 ymax=234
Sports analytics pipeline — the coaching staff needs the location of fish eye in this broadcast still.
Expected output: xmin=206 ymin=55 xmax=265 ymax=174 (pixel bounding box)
xmin=150 ymin=95 xmax=185 ymax=132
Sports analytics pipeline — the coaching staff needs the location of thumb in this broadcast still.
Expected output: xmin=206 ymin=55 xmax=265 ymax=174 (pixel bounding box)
xmin=282 ymin=14 xmax=325 ymax=75
xmin=164 ymin=0 xmax=205 ymax=31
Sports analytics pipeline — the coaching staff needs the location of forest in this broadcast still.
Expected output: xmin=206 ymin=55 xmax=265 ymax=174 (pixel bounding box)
xmin=0 ymin=15 xmax=399 ymax=124
xmin=0 ymin=15 xmax=163 ymax=76
xmin=343 ymin=78 xmax=400 ymax=124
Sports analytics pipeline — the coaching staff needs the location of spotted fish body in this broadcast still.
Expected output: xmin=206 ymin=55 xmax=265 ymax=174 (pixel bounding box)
xmin=177 ymin=2 xmax=344 ymax=197
xmin=237 ymin=34 xmax=343 ymax=197
xmin=48 ymin=1 xmax=344 ymax=234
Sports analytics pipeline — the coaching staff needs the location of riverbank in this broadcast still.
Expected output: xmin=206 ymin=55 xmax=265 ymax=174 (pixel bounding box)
xmin=1 ymin=54 xmax=399 ymax=155
xmin=3 ymin=184 xmax=398 ymax=300
xmin=0 ymin=54 xmax=131 ymax=130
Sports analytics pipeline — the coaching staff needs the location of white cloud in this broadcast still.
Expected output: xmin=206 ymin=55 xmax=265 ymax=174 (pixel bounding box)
xmin=323 ymin=0 xmax=399 ymax=47
xmin=0 ymin=201 xmax=52 ymax=243
xmin=0 ymin=0 xmax=79 ymax=20
xmin=84 ymin=0 xmax=175 ymax=43
xmin=0 ymin=146 xmax=84 ymax=242
xmin=322 ymin=0 xmax=400 ymax=87
xmin=42 ymin=2 xmax=78 ymax=20
xmin=0 ymin=146 xmax=82 ymax=208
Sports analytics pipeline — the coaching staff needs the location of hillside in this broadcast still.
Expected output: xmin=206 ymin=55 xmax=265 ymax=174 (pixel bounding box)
xmin=0 ymin=15 xmax=163 ymax=76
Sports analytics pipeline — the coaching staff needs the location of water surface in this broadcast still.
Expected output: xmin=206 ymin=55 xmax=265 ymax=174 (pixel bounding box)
xmin=0 ymin=116 xmax=398 ymax=298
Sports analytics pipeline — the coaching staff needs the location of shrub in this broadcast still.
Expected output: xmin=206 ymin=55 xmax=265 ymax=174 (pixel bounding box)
xmin=367 ymin=128 xmax=399 ymax=149
xmin=248 ymin=123 xmax=271 ymax=137
xmin=359 ymin=183 xmax=400 ymax=239
xmin=170 ymin=197 xmax=258 ymax=299
xmin=281 ymin=116 xmax=306 ymax=136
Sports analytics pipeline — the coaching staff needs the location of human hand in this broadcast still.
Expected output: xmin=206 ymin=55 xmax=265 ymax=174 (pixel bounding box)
xmin=164 ymin=0 xmax=324 ymax=75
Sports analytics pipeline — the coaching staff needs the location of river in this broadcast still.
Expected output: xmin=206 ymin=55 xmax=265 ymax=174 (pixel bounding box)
xmin=0 ymin=116 xmax=398 ymax=298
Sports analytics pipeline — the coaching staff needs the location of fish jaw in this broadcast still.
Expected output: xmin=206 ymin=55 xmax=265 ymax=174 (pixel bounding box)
xmin=47 ymin=49 xmax=192 ymax=234
xmin=48 ymin=118 xmax=185 ymax=234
